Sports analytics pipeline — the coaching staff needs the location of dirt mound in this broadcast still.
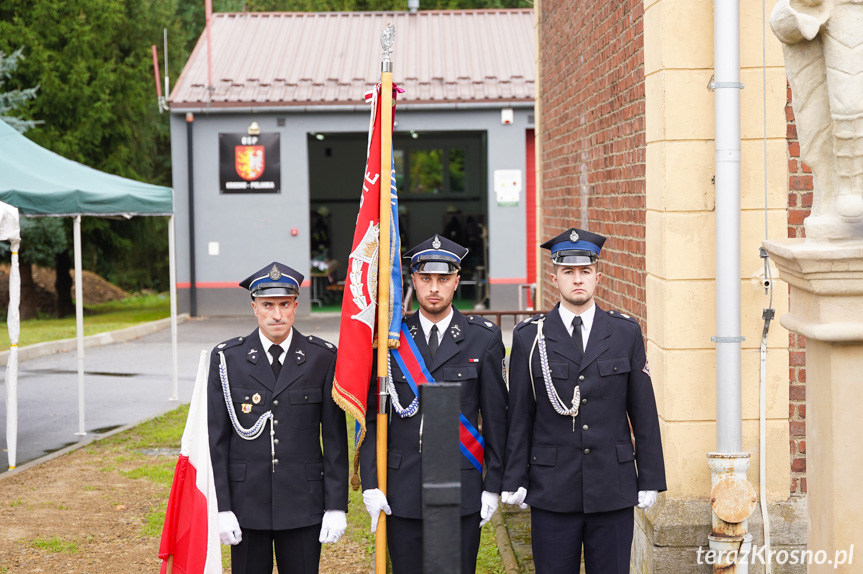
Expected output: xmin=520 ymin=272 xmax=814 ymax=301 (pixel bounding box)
xmin=0 ymin=264 xmax=129 ymax=312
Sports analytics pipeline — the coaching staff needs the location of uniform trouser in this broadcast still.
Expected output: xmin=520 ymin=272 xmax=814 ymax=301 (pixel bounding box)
xmin=530 ymin=506 xmax=634 ymax=574
xmin=231 ymin=524 xmax=321 ymax=574
xmin=387 ymin=512 xmax=482 ymax=574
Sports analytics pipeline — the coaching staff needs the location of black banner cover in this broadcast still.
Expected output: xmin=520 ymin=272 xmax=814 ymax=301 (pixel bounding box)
xmin=219 ymin=133 xmax=280 ymax=193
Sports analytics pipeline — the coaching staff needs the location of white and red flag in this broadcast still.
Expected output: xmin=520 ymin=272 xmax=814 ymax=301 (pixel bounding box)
xmin=159 ymin=350 xmax=221 ymax=574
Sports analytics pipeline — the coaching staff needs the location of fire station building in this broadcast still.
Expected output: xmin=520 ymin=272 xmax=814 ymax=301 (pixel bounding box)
xmin=169 ymin=9 xmax=535 ymax=315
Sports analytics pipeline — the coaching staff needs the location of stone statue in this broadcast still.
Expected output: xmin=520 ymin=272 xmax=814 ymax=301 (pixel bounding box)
xmin=770 ymin=0 xmax=863 ymax=239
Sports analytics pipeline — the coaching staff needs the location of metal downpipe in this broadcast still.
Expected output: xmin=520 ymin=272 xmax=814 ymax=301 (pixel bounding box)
xmin=709 ymin=2 xmax=755 ymax=572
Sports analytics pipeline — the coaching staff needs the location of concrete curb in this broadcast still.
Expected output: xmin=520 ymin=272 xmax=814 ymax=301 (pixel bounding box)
xmin=0 ymin=413 xmax=169 ymax=481
xmin=493 ymin=508 xmax=522 ymax=574
xmin=0 ymin=313 xmax=190 ymax=367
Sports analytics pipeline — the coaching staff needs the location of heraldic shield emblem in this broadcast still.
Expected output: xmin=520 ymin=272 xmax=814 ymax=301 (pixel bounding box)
xmin=235 ymin=145 xmax=265 ymax=181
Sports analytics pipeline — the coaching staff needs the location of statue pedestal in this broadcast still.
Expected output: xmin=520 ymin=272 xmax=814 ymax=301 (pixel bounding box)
xmin=763 ymin=238 xmax=863 ymax=572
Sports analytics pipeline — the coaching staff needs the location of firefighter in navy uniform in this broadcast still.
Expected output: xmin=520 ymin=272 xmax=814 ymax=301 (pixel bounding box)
xmin=501 ymin=229 xmax=666 ymax=574
xmin=359 ymin=235 xmax=509 ymax=574
xmin=207 ymin=262 xmax=348 ymax=574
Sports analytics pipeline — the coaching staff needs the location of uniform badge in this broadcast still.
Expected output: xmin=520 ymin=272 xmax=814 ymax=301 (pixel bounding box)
xmin=295 ymin=349 xmax=305 ymax=363
xmin=642 ymin=361 xmax=651 ymax=377
xmin=409 ymin=324 xmax=419 ymax=338
xmin=242 ymin=403 xmax=252 ymax=413
xmin=252 ymin=393 xmax=261 ymax=404
xmin=450 ymin=324 xmax=461 ymax=337
xmin=247 ymin=348 xmax=259 ymax=362
xmin=469 ymin=358 xmax=479 ymax=363
xmin=432 ymin=235 xmax=442 ymax=249
xmin=570 ymin=229 xmax=579 ymax=242
xmin=268 ymin=264 xmax=281 ymax=280
xmin=484 ymin=321 xmax=493 ymax=328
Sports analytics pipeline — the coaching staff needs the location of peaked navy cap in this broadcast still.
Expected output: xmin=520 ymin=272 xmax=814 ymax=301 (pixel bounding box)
xmin=239 ymin=262 xmax=304 ymax=298
xmin=403 ymin=234 xmax=468 ymax=274
xmin=540 ymin=228 xmax=606 ymax=266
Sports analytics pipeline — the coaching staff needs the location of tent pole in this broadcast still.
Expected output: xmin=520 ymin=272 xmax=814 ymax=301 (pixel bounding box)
xmin=168 ymin=215 xmax=179 ymax=401
xmin=74 ymin=215 xmax=86 ymax=436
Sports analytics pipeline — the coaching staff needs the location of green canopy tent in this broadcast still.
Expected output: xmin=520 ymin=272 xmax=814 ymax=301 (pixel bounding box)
xmin=0 ymin=119 xmax=178 ymax=469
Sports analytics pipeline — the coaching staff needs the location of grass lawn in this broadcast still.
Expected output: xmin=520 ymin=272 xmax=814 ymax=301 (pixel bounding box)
xmin=0 ymin=293 xmax=170 ymax=351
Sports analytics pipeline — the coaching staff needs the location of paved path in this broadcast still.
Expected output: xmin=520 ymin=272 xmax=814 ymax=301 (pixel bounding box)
xmin=0 ymin=313 xmax=342 ymax=471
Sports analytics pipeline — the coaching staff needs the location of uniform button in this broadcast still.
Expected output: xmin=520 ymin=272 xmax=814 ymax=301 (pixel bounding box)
xmin=458 ymin=373 xmax=462 ymax=377
xmin=273 ymin=459 xmax=279 ymax=465
xmin=579 ymin=375 xmax=585 ymax=381
xmin=584 ymin=449 xmax=590 ymax=455
xmin=320 ymin=471 xmax=324 ymax=477
xmin=613 ymin=366 xmax=618 ymax=372
xmin=273 ymin=400 xmax=279 ymax=406
xmin=532 ymin=456 xmax=537 ymax=461
xmin=273 ymin=420 xmax=279 ymax=426
xmin=581 ymin=399 xmax=588 ymax=405
xmin=583 ymin=425 xmax=589 ymax=431
xmin=274 ymin=439 xmax=280 ymax=445
xmin=245 ymin=396 xmax=250 ymax=400
xmin=304 ymin=395 xmax=309 ymax=401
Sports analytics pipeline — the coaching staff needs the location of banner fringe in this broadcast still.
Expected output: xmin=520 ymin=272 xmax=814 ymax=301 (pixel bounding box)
xmin=331 ymin=381 xmax=367 ymax=491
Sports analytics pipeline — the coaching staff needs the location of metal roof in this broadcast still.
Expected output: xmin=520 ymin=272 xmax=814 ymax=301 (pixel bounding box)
xmin=169 ymin=9 xmax=535 ymax=109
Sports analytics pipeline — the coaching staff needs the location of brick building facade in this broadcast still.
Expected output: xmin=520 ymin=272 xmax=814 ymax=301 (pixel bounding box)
xmin=786 ymin=84 xmax=810 ymax=495
xmin=536 ymin=0 xmax=648 ymax=326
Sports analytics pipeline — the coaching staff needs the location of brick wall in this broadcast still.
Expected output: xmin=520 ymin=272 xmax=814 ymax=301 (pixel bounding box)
xmin=786 ymin=83 xmax=810 ymax=495
xmin=538 ymin=0 xmax=647 ymax=326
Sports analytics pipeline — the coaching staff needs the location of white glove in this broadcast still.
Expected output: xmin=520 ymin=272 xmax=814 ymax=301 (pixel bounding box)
xmin=319 ymin=510 xmax=347 ymax=544
xmin=362 ymin=488 xmax=392 ymax=533
xmin=218 ymin=511 xmax=243 ymax=546
xmin=501 ymin=487 xmax=528 ymax=509
xmin=479 ymin=491 xmax=499 ymax=527
xmin=637 ymin=490 xmax=658 ymax=509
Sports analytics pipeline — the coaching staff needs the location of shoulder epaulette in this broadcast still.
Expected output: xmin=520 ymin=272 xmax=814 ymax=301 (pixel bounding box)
xmin=608 ymin=309 xmax=638 ymax=323
xmin=514 ymin=313 xmax=545 ymax=331
xmin=466 ymin=315 xmax=500 ymax=332
xmin=305 ymin=334 xmax=337 ymax=352
xmin=214 ymin=336 xmax=245 ymax=351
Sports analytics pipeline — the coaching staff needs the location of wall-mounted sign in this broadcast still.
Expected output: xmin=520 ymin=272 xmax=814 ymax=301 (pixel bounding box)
xmin=219 ymin=133 xmax=280 ymax=193
xmin=494 ymin=169 xmax=521 ymax=206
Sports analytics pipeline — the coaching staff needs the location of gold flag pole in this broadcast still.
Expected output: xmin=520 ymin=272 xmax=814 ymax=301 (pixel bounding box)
xmin=375 ymin=22 xmax=395 ymax=574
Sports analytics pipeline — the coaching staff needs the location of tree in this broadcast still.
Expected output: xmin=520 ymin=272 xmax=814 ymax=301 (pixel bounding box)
xmin=0 ymin=0 xmax=181 ymax=312
xmin=0 ymin=47 xmax=40 ymax=133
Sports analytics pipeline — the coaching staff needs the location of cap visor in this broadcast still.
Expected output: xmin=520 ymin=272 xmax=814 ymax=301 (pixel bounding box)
xmin=412 ymin=261 xmax=458 ymax=274
xmin=552 ymin=254 xmax=596 ymax=266
xmin=252 ymin=287 xmax=299 ymax=298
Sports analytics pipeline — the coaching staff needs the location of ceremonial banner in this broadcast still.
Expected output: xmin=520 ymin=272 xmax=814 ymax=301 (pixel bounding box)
xmin=332 ymin=84 xmax=403 ymax=487
xmin=159 ymin=351 xmax=221 ymax=574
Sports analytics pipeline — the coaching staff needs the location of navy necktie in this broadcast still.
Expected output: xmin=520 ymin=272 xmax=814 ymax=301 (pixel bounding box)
xmin=428 ymin=325 xmax=439 ymax=359
xmin=270 ymin=344 xmax=283 ymax=378
xmin=571 ymin=316 xmax=584 ymax=361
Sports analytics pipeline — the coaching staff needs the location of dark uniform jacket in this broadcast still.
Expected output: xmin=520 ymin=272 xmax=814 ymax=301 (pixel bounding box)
xmin=502 ymin=303 xmax=666 ymax=514
xmin=359 ymin=308 xmax=509 ymax=519
xmin=207 ymin=327 xmax=349 ymax=531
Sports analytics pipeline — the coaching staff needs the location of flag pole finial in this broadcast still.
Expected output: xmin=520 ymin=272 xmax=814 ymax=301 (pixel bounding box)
xmin=381 ymin=23 xmax=395 ymax=72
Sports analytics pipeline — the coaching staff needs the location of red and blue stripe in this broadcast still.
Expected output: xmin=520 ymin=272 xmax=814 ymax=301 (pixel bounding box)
xmin=392 ymin=322 xmax=485 ymax=473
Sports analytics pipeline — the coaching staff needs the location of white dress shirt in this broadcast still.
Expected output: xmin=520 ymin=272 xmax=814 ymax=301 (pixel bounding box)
xmin=258 ymin=328 xmax=292 ymax=366
xmin=418 ymin=308 xmax=454 ymax=348
xmin=556 ymin=302 xmax=596 ymax=352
